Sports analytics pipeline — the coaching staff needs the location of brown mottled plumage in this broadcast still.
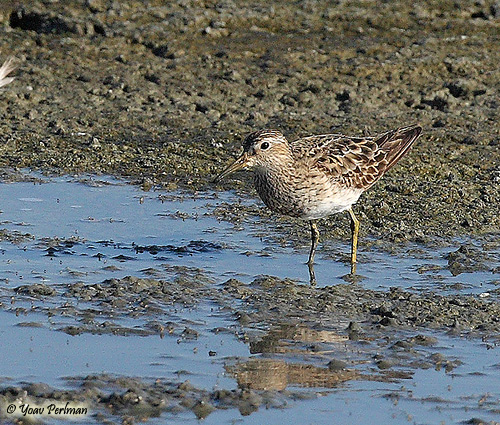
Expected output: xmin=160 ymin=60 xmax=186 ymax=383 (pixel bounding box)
xmin=216 ymin=125 xmax=422 ymax=282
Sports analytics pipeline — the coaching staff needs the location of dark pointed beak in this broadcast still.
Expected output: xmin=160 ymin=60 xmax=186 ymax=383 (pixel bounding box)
xmin=214 ymin=152 xmax=251 ymax=183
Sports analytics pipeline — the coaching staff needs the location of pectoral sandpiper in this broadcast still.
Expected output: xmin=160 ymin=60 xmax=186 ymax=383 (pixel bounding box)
xmin=216 ymin=124 xmax=422 ymax=283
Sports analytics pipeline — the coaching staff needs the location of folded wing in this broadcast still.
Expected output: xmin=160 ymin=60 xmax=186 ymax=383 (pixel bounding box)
xmin=292 ymin=125 xmax=422 ymax=190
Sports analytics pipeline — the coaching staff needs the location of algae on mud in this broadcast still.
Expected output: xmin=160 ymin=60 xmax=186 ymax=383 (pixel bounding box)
xmin=1 ymin=269 xmax=496 ymax=423
xmin=1 ymin=0 xmax=500 ymax=423
xmin=0 ymin=175 xmax=499 ymax=424
xmin=0 ymin=0 xmax=499 ymax=245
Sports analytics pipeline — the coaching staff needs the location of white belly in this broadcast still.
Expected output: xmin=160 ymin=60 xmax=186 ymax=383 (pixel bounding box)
xmin=254 ymin=167 xmax=364 ymax=221
xmin=299 ymin=188 xmax=363 ymax=220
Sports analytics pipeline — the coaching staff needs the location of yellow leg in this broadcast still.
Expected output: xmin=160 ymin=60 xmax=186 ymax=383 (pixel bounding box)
xmin=347 ymin=208 xmax=360 ymax=275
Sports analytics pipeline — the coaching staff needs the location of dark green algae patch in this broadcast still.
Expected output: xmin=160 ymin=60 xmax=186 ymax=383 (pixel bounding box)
xmin=0 ymin=0 xmax=499 ymax=246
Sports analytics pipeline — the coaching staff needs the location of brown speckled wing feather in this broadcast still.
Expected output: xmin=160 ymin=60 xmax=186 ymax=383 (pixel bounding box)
xmin=291 ymin=125 xmax=422 ymax=190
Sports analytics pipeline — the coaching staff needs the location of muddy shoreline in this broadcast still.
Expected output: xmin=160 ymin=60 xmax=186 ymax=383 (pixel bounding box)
xmin=0 ymin=0 xmax=499 ymax=244
xmin=1 ymin=1 xmax=500 ymax=424
xmin=0 ymin=175 xmax=498 ymax=424
xmin=1 ymin=264 xmax=499 ymax=422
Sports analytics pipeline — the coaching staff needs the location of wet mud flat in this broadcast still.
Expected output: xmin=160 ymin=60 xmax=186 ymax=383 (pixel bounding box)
xmin=0 ymin=0 xmax=499 ymax=245
xmin=0 ymin=175 xmax=499 ymax=424
xmin=0 ymin=0 xmax=499 ymax=423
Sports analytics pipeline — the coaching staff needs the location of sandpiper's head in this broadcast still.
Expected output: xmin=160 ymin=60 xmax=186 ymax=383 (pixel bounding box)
xmin=215 ymin=129 xmax=289 ymax=181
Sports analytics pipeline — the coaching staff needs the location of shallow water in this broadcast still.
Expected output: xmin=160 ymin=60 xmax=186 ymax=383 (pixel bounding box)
xmin=1 ymin=175 xmax=497 ymax=293
xmin=0 ymin=174 xmax=499 ymax=424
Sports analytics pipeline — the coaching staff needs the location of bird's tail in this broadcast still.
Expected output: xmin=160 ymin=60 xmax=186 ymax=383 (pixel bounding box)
xmin=376 ymin=124 xmax=422 ymax=173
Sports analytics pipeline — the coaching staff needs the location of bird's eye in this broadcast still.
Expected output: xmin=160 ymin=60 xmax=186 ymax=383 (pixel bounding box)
xmin=260 ymin=142 xmax=270 ymax=150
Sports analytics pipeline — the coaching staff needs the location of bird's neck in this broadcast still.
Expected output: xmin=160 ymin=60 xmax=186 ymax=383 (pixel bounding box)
xmin=252 ymin=156 xmax=301 ymax=215
xmin=253 ymin=155 xmax=297 ymax=199
xmin=255 ymin=154 xmax=295 ymax=183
